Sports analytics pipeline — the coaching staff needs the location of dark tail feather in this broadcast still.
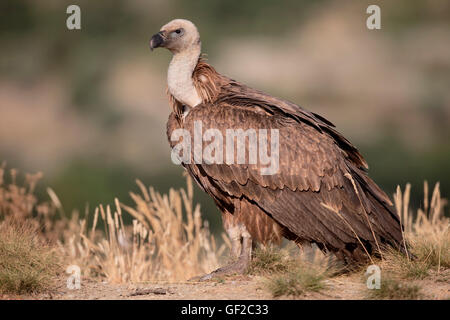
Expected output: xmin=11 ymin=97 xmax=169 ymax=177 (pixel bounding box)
xmin=347 ymin=165 xmax=414 ymax=259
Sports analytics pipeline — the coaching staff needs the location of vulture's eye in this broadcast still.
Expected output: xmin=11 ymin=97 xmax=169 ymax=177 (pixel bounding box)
xmin=171 ymin=28 xmax=184 ymax=38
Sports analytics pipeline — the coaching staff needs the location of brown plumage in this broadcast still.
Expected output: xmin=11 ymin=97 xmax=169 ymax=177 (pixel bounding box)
xmin=152 ymin=19 xmax=404 ymax=268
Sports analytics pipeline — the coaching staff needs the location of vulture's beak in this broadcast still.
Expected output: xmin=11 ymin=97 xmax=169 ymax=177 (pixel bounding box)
xmin=150 ymin=31 xmax=165 ymax=51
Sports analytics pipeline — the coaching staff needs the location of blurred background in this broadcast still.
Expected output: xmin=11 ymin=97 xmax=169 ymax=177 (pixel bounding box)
xmin=1 ymin=0 xmax=449 ymax=234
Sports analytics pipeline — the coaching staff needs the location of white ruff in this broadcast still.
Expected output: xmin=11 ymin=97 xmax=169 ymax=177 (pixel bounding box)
xmin=167 ymin=45 xmax=202 ymax=109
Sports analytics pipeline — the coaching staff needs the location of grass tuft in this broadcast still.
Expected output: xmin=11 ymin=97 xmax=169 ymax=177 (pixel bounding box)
xmin=266 ymin=263 xmax=328 ymax=298
xmin=383 ymin=248 xmax=430 ymax=280
xmin=0 ymin=220 xmax=60 ymax=294
xmin=247 ymin=246 xmax=292 ymax=275
xmin=256 ymin=245 xmax=334 ymax=298
xmin=367 ymin=278 xmax=421 ymax=300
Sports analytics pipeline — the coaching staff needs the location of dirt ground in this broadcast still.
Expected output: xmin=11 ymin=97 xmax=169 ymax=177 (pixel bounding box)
xmin=4 ymin=271 xmax=448 ymax=300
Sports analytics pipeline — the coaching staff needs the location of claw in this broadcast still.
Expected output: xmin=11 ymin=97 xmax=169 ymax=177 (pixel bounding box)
xmin=189 ymin=257 xmax=249 ymax=282
xmin=189 ymin=224 xmax=253 ymax=282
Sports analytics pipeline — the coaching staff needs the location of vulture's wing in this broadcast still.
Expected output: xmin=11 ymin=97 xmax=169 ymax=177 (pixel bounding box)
xmin=168 ymin=92 xmax=403 ymax=260
xmin=220 ymin=79 xmax=370 ymax=171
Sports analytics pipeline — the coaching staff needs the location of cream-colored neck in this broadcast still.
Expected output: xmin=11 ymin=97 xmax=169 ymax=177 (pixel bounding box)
xmin=167 ymin=44 xmax=202 ymax=109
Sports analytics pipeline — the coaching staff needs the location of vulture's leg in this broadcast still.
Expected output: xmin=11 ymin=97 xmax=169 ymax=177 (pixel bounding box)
xmin=228 ymin=225 xmax=242 ymax=259
xmin=193 ymin=224 xmax=253 ymax=281
xmin=221 ymin=211 xmax=242 ymax=259
xmin=240 ymin=228 xmax=253 ymax=262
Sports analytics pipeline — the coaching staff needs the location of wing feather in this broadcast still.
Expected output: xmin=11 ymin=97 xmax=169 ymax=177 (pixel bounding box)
xmin=166 ymin=68 xmax=403 ymax=261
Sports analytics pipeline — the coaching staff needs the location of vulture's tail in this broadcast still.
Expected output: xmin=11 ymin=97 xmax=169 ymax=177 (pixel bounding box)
xmin=350 ymin=166 xmax=412 ymax=260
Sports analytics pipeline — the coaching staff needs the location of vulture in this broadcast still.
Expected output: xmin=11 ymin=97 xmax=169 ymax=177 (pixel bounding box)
xmin=150 ymin=19 xmax=405 ymax=279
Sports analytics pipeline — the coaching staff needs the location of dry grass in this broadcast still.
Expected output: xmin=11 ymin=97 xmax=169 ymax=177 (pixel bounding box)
xmin=0 ymin=166 xmax=61 ymax=294
xmin=0 ymin=165 xmax=58 ymax=236
xmin=382 ymin=181 xmax=449 ymax=279
xmin=60 ymin=175 xmax=227 ymax=283
xmin=265 ymin=258 xmax=330 ymax=298
xmin=362 ymin=181 xmax=448 ymax=299
xmin=1 ymin=164 xmax=226 ymax=289
xmin=1 ymin=161 xmax=448 ymax=300
xmin=247 ymin=246 xmax=293 ymax=275
xmin=0 ymin=220 xmax=60 ymax=294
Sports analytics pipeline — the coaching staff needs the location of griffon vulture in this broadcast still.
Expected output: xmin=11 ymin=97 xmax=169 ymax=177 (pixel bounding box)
xmin=150 ymin=19 xmax=404 ymax=279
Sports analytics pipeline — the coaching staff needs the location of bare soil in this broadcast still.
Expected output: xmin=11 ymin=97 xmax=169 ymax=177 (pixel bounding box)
xmin=3 ymin=271 xmax=448 ymax=300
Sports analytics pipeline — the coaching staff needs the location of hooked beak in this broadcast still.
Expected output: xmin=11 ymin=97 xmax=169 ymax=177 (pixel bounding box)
xmin=150 ymin=32 xmax=165 ymax=51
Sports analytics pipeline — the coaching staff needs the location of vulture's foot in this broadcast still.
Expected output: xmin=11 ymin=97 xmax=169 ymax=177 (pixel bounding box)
xmin=194 ymin=257 xmax=249 ymax=281
xmin=190 ymin=231 xmax=252 ymax=282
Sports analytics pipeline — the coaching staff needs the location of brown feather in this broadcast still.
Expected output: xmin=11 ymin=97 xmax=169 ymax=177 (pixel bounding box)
xmin=165 ymin=59 xmax=404 ymax=263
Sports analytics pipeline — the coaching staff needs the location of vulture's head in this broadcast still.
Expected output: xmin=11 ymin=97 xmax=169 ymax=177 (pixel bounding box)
xmin=150 ymin=19 xmax=200 ymax=54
